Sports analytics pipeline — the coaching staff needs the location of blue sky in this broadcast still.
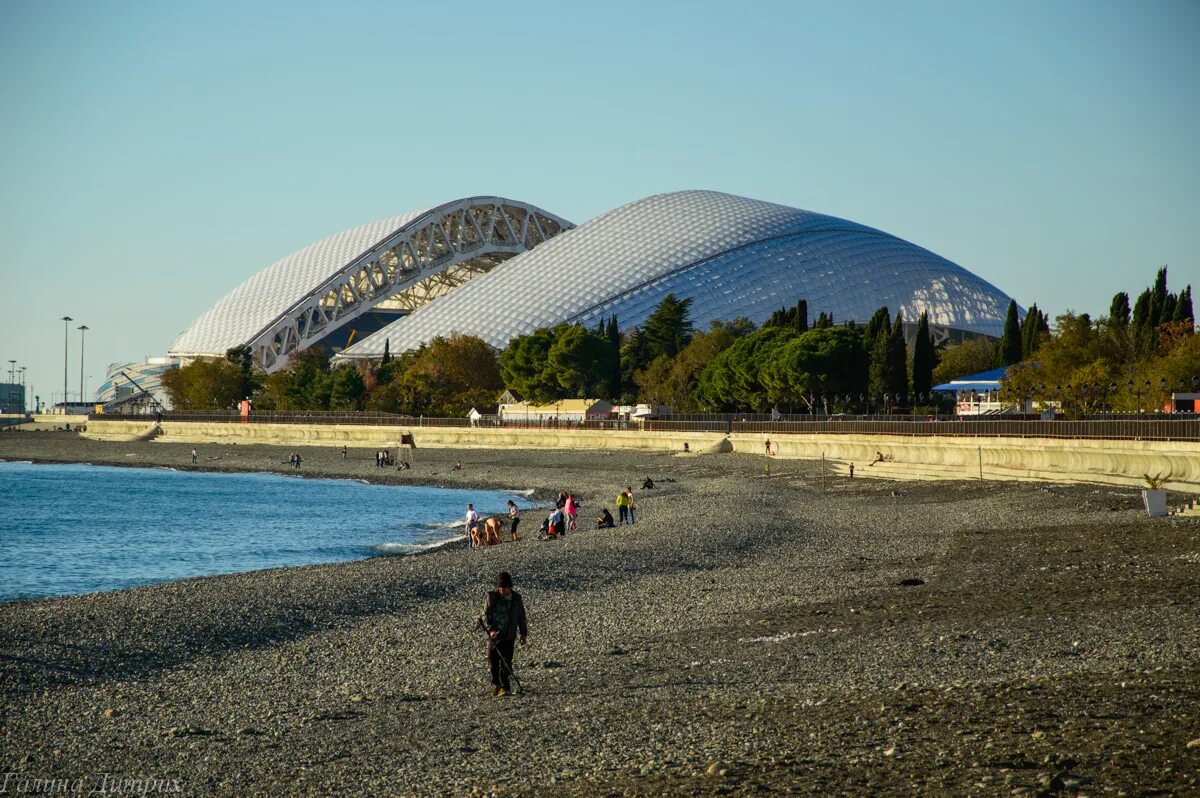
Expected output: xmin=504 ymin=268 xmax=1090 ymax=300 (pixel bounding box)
xmin=1 ymin=0 xmax=1197 ymax=405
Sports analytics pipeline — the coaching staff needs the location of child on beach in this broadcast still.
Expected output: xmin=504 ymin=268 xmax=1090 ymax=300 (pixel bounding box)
xmin=565 ymin=493 xmax=578 ymax=531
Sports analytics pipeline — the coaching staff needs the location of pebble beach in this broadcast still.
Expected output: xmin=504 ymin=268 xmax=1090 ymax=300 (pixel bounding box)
xmin=1 ymin=432 xmax=1198 ymax=796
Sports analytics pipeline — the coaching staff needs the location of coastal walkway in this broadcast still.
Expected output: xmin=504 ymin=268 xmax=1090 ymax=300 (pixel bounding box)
xmin=80 ymin=414 xmax=1200 ymax=492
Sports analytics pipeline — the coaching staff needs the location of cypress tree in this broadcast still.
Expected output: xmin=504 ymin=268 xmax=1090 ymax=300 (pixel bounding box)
xmin=887 ymin=313 xmax=909 ymax=399
xmin=1019 ymin=304 xmax=1042 ymax=359
xmin=864 ymin=307 xmax=890 ymax=349
xmin=795 ymin=299 xmax=808 ymax=332
xmin=814 ymin=312 xmax=833 ymax=329
xmin=606 ymin=315 xmax=622 ymax=398
xmin=1174 ymin=286 xmax=1193 ymax=328
xmin=912 ymin=311 xmax=936 ymax=396
xmin=381 ymin=338 xmax=392 ymax=365
xmin=996 ymin=300 xmax=1022 ymax=366
xmin=1161 ymin=293 xmax=1178 ymax=326
xmin=1148 ymin=267 xmax=1169 ymax=328
xmin=1109 ymin=292 xmax=1130 ymax=326
xmin=868 ymin=325 xmax=890 ymax=399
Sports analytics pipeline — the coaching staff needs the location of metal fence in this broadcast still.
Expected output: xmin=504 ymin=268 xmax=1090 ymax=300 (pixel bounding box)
xmin=91 ymin=411 xmax=1200 ymax=441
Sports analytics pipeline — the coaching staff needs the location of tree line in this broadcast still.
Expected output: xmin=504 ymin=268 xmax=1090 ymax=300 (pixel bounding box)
xmin=161 ymin=269 xmax=1196 ymax=417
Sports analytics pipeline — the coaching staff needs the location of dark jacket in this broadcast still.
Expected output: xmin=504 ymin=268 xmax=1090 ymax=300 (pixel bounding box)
xmin=484 ymin=590 xmax=528 ymax=642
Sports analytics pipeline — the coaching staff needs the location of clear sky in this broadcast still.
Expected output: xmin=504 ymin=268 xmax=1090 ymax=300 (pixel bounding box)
xmin=1 ymin=0 xmax=1197 ymax=406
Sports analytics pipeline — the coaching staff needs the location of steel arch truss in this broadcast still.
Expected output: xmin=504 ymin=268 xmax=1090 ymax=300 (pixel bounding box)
xmin=252 ymin=198 xmax=572 ymax=371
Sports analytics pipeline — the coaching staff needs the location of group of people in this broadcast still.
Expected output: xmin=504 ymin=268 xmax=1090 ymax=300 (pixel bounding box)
xmin=375 ymin=448 xmax=409 ymax=469
xmin=466 ymin=500 xmax=523 ymax=547
xmin=466 ymin=485 xmax=644 ymax=548
xmin=288 ymin=452 xmax=302 ymax=469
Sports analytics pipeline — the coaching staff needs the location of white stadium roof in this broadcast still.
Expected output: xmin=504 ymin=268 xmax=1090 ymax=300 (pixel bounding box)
xmin=169 ymin=197 xmax=573 ymax=371
xmin=334 ymin=190 xmax=1016 ymax=361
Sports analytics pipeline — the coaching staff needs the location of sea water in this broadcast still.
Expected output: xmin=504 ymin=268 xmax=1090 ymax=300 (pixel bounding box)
xmin=0 ymin=461 xmax=536 ymax=602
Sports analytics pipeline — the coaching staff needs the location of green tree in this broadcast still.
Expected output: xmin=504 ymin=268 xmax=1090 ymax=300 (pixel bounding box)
xmin=760 ymin=326 xmax=868 ymax=412
xmin=1108 ymin=292 xmax=1130 ymax=327
xmin=641 ymin=294 xmax=694 ymax=362
xmin=931 ymin=337 xmax=996 ymax=385
xmin=863 ymin=306 xmax=891 ymax=349
xmin=911 ymin=311 xmax=937 ymax=396
xmin=161 ymin=358 xmax=244 ymax=411
xmin=1020 ymin=304 xmax=1048 ymax=359
xmin=546 ymin=324 xmax=618 ymax=398
xmin=499 ymin=328 xmax=558 ymax=403
xmin=328 ymin=363 xmax=366 ymax=410
xmin=996 ymin=300 xmax=1022 ymax=367
xmin=380 ymin=335 xmax=502 ymax=416
xmin=225 ymin=346 xmax=257 ymax=400
xmin=696 ymin=326 xmax=801 ymax=410
xmin=633 ymin=319 xmax=752 ymax=409
xmin=764 ymin=299 xmax=808 ymax=332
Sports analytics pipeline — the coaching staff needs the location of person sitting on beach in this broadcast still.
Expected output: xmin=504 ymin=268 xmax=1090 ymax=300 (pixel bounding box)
xmin=870 ymin=451 xmax=885 ymax=466
xmin=453 ymin=460 xmax=463 ymax=471
xmin=546 ymin=508 xmax=564 ymax=539
xmin=642 ymin=477 xmax=655 ymax=489
xmin=507 ymin=500 xmax=521 ymax=542
xmin=682 ymin=442 xmax=689 ymax=453
xmin=596 ymin=508 xmax=615 ymax=528
xmin=484 ymin=516 xmax=504 ymax=546
xmin=538 ymin=517 xmax=550 ymax=539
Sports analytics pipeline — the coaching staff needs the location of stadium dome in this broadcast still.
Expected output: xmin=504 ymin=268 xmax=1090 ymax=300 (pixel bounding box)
xmin=168 ymin=197 xmax=573 ymax=372
xmin=333 ymin=190 xmax=1016 ymax=362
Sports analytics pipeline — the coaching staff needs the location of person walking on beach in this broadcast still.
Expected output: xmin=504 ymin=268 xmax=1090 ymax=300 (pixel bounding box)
xmin=565 ymin=493 xmax=578 ymax=531
xmin=484 ymin=571 xmax=527 ymax=697
xmin=191 ymin=448 xmax=198 ymax=464
xmin=341 ymin=445 xmax=348 ymax=461
xmin=507 ymin=500 xmax=521 ymax=542
xmin=625 ymin=486 xmax=636 ymax=524
xmin=615 ymin=488 xmax=631 ymax=525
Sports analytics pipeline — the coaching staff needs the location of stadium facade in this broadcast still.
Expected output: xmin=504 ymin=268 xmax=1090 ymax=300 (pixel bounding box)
xmin=95 ymin=357 xmax=179 ymax=410
xmin=171 ymin=191 xmax=1018 ymax=371
xmin=169 ymin=197 xmax=574 ymax=372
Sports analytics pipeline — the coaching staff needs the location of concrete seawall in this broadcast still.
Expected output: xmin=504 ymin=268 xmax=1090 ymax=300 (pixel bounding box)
xmin=81 ymin=419 xmax=1200 ymax=491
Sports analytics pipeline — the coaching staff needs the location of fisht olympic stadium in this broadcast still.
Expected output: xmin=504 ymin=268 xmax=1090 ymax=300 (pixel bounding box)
xmin=169 ymin=191 xmax=1018 ymax=372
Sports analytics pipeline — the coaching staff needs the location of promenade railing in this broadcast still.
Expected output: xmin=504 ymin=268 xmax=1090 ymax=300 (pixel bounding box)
xmin=90 ymin=411 xmax=1200 ymax=441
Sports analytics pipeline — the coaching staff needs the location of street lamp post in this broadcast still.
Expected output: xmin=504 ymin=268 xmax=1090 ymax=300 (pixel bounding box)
xmin=61 ymin=316 xmax=73 ymax=412
xmin=5 ymin=360 xmax=14 ymax=413
xmin=78 ymin=325 xmax=89 ymax=404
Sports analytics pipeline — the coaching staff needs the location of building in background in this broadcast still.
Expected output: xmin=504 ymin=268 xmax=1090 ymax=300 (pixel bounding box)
xmin=94 ymin=357 xmax=178 ymax=411
xmin=337 ymin=191 xmax=1018 ymax=364
xmin=170 ymin=190 xmax=1019 ymax=372
xmin=1 ymin=382 xmax=25 ymax=415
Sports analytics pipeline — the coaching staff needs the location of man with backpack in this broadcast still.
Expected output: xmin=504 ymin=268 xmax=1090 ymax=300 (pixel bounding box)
xmin=484 ymin=572 xmax=528 ymax=696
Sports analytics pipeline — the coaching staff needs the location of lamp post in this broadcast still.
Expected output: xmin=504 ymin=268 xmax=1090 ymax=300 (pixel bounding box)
xmin=61 ymin=316 xmax=73 ymax=412
xmin=5 ymin=360 xmax=13 ymax=413
xmin=78 ymin=325 xmax=89 ymax=404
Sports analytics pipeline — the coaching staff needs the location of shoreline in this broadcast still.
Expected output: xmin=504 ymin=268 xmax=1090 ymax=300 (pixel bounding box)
xmin=0 ymin=453 xmax=551 ymax=604
xmin=1 ymin=434 xmax=1198 ymax=796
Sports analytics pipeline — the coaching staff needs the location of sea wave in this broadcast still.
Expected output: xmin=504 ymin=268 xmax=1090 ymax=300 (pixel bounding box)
xmin=373 ymin=537 xmax=461 ymax=556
